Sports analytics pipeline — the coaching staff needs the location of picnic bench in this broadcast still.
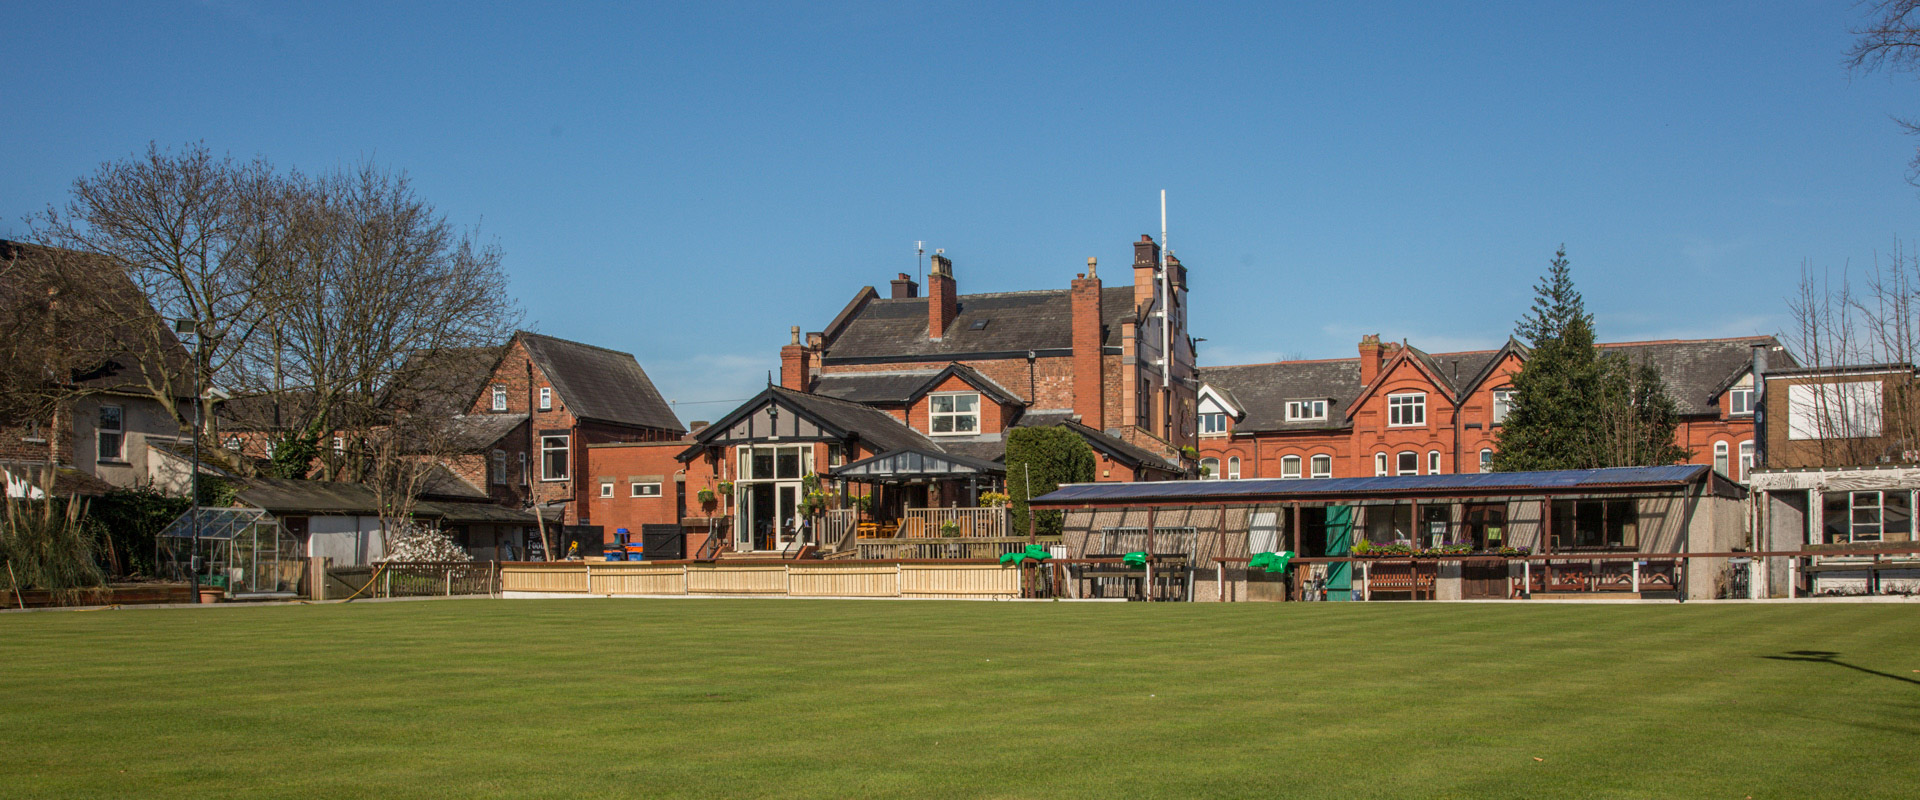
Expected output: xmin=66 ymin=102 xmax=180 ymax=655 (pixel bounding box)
xmin=1082 ymin=554 xmax=1191 ymax=601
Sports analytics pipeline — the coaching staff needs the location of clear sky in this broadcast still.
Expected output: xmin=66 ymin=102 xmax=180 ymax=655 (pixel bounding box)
xmin=4 ymin=2 xmax=1916 ymax=423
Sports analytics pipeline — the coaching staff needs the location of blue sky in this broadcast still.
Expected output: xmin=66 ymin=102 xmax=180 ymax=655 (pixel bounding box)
xmin=4 ymin=2 xmax=1916 ymax=423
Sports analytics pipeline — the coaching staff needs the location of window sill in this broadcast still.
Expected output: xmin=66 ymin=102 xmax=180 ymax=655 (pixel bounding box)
xmin=541 ymin=478 xmax=569 ymax=483
xmin=97 ymin=459 xmax=130 ymax=466
xmin=20 ymin=437 xmax=46 ymax=444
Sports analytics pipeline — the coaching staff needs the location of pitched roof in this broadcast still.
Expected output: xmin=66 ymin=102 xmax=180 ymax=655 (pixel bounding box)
xmin=1200 ymin=336 xmax=1792 ymax=431
xmin=1600 ymin=337 xmax=1795 ymax=414
xmin=1198 ymin=359 xmax=1362 ymax=433
xmin=822 ymin=286 xmax=1136 ymax=362
xmin=1 ymin=239 xmax=195 ymax=400
xmin=761 ymin=386 xmax=939 ymax=455
xmin=434 ymin=413 xmax=528 ymax=454
xmin=516 ymin=332 xmax=683 ymax=432
xmin=812 ymin=370 xmax=942 ymax=403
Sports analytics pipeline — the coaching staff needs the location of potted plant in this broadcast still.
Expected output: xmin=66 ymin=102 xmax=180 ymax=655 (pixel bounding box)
xmin=980 ymin=491 xmax=1010 ymax=508
xmin=939 ymin=519 xmax=961 ymax=538
xmin=697 ymin=488 xmax=716 ymax=506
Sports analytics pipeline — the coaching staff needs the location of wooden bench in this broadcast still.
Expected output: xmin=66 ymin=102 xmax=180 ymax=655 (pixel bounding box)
xmin=1362 ymin=560 xmax=1435 ymax=600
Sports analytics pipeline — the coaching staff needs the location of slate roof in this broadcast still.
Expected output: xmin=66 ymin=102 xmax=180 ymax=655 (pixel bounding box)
xmin=812 ymin=370 xmax=942 ymax=403
xmin=1199 ymin=359 xmax=1362 ymax=433
xmin=1 ymin=239 xmax=196 ymax=399
xmin=1601 ymin=338 xmax=1795 ymax=414
xmin=1199 ymin=336 xmax=1792 ymax=433
xmin=517 ymin=332 xmax=683 ymax=432
xmin=438 ymin=413 xmax=527 ymax=453
xmin=823 ymin=286 xmax=1137 ymax=361
xmin=234 ymin=476 xmax=538 ymax=522
xmin=763 ymin=386 xmax=940 ymax=455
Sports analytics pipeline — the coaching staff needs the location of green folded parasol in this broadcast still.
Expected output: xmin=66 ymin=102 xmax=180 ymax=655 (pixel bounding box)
xmin=1248 ymin=551 xmax=1295 ymax=573
xmin=998 ymin=543 xmax=1054 ymax=566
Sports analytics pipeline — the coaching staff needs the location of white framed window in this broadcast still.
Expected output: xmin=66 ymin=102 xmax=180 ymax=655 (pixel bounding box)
xmin=1227 ymin=456 xmax=1241 ymax=480
xmin=224 ymin=435 xmax=244 ymax=452
xmin=1787 ymin=381 xmax=1883 ymax=440
xmin=1198 ymin=412 xmax=1229 ymax=435
xmin=1428 ymin=450 xmax=1441 ymax=475
xmin=491 ymin=386 xmax=507 ymax=412
xmin=1822 ymin=489 xmax=1912 ymax=542
xmin=1737 ymin=441 xmax=1754 ymax=482
xmin=1492 ymin=389 xmax=1515 ymax=424
xmin=929 ymin=392 xmax=980 ymax=435
xmin=492 ymin=450 xmax=506 ymax=485
xmin=517 ymin=452 xmax=528 ymax=486
xmin=1199 ymin=457 xmax=1220 ymax=479
xmin=541 ymin=434 xmax=570 ymax=481
xmin=1281 ymin=455 xmax=1301 ymax=479
xmin=1309 ymin=454 xmax=1332 ymax=478
xmin=1727 ymin=387 xmax=1754 ymax=416
xmin=1285 ymin=400 xmax=1328 ymax=421
xmin=332 ymin=436 xmax=344 ymax=454
xmin=1479 ymin=449 xmax=1493 ymax=473
xmin=1388 ymin=392 xmax=1426 ymax=427
xmin=599 ymin=481 xmax=614 ymax=498
xmin=1375 ymin=453 xmax=1388 ymax=476
xmin=1396 ymin=451 xmax=1418 ymax=476
xmin=1713 ymin=441 xmax=1729 ymax=476
xmin=96 ymin=405 xmax=124 ymax=461
xmin=631 ymin=482 xmax=662 ymax=498
xmin=539 ymin=387 xmax=553 ymax=411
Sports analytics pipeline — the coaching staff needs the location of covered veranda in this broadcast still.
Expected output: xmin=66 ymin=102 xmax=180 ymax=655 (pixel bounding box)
xmin=1030 ymin=465 xmax=1748 ymax=602
xmin=829 ymin=447 xmax=1011 ymax=544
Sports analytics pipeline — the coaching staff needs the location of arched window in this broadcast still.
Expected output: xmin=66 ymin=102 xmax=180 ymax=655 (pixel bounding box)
xmin=1737 ymin=441 xmax=1754 ymax=482
xmin=1375 ymin=453 xmax=1389 ymax=476
xmin=1479 ymin=449 xmax=1493 ymax=473
xmin=1281 ymin=455 xmax=1301 ymax=479
xmin=1713 ymin=441 xmax=1730 ymax=476
xmin=1228 ymin=456 xmax=1242 ymax=480
xmin=1397 ymin=451 xmax=1418 ymax=475
xmin=1200 ymin=457 xmax=1220 ymax=480
xmin=1428 ymin=450 xmax=1441 ymax=475
xmin=1310 ymin=454 xmax=1332 ymax=478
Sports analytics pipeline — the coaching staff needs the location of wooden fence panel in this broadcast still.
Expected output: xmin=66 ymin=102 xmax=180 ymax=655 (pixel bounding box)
xmin=686 ymin=564 xmax=787 ymax=594
xmin=501 ymin=564 xmax=589 ymax=593
xmin=900 ymin=563 xmax=1020 ymax=598
xmin=788 ymin=562 xmax=900 ymax=597
xmin=589 ymin=563 xmax=687 ymax=595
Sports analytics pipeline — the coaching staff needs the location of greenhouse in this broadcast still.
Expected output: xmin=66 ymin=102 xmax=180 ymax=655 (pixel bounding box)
xmin=159 ymin=507 xmax=303 ymax=598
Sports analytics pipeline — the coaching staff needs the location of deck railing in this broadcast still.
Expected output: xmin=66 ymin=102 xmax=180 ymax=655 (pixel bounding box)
xmin=856 ymin=536 xmax=1059 ymax=561
xmin=818 ymin=509 xmax=858 ymax=552
xmin=901 ymin=506 xmax=1011 ymax=538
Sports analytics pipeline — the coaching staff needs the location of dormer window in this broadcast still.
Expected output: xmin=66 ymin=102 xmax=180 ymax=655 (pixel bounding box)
xmin=1198 ymin=412 xmax=1229 ymax=435
xmin=491 ymin=386 xmax=507 ymax=412
xmin=1286 ymin=400 xmax=1328 ymax=421
xmin=929 ymin=392 xmax=979 ymax=435
xmin=1727 ymin=387 xmax=1754 ymax=416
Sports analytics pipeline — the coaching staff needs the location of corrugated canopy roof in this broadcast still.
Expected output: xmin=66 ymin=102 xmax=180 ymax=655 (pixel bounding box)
xmin=1033 ymin=465 xmax=1732 ymax=507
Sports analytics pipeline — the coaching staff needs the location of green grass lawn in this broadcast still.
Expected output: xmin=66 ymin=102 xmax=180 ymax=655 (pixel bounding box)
xmin=1 ymin=599 xmax=1916 ymax=799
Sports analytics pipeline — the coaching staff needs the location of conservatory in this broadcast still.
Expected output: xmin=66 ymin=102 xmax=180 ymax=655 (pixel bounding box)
xmin=159 ymin=507 xmax=304 ymax=598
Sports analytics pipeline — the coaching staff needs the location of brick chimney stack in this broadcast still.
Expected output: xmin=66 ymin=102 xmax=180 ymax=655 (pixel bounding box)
xmin=1071 ymin=258 xmax=1105 ymax=430
xmin=1358 ymin=334 xmax=1383 ymax=386
xmin=890 ymin=272 xmax=919 ymax=299
xmin=927 ymin=254 xmax=957 ymax=340
xmin=780 ymin=325 xmax=810 ymax=390
xmin=1132 ymin=235 xmax=1160 ymax=311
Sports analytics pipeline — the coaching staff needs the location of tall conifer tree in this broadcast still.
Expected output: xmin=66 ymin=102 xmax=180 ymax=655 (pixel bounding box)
xmin=1494 ymin=247 xmax=1689 ymax=471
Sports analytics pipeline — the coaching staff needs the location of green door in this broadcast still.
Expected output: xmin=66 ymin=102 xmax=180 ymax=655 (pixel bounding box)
xmin=1324 ymin=505 xmax=1353 ymax=601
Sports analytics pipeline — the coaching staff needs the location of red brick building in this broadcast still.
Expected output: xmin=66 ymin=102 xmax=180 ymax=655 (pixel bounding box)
xmin=648 ymin=236 xmax=1195 ymax=554
xmin=1196 ymin=335 xmax=1791 ymax=484
xmin=466 ymin=332 xmax=684 ymax=532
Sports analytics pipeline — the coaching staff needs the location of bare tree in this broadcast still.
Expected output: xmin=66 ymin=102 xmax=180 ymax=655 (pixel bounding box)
xmin=1783 ymin=243 xmax=1920 ymax=465
xmin=1850 ymin=1 xmax=1920 ymax=182
xmin=28 ymin=143 xmax=284 ymax=446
